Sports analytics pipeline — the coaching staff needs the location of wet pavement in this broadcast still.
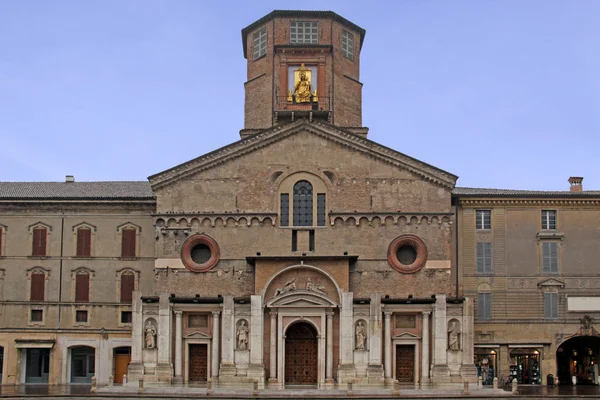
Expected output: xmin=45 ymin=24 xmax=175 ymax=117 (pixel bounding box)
xmin=0 ymin=383 xmax=599 ymax=398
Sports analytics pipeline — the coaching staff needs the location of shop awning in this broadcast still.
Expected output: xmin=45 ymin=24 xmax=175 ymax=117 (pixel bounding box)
xmin=15 ymin=339 xmax=55 ymax=349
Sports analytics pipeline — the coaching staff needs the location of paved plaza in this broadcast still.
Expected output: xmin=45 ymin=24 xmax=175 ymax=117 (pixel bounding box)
xmin=0 ymin=384 xmax=599 ymax=398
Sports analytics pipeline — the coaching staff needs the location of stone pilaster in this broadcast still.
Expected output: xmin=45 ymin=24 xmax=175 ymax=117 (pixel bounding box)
xmin=268 ymin=311 xmax=277 ymax=384
xmin=219 ymin=296 xmax=236 ymax=376
xmin=337 ymin=291 xmax=356 ymax=383
xmin=211 ymin=311 xmax=220 ymax=380
xmin=460 ymin=297 xmax=478 ymax=382
xmin=383 ymin=311 xmax=393 ymax=384
xmin=367 ymin=293 xmax=384 ymax=383
xmin=248 ymin=295 xmax=265 ymax=387
xmin=127 ymin=291 xmax=144 ymax=382
xmin=431 ymin=294 xmax=450 ymax=383
xmin=421 ymin=311 xmax=430 ymax=384
xmin=173 ymin=310 xmax=183 ymax=383
xmin=156 ymin=293 xmax=173 ymax=381
xmin=325 ymin=311 xmax=334 ymax=385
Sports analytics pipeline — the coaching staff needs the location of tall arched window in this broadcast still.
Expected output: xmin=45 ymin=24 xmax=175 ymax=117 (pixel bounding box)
xmin=293 ymin=181 xmax=313 ymax=226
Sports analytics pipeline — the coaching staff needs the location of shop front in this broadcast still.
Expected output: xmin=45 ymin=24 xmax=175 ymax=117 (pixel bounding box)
xmin=474 ymin=347 xmax=497 ymax=385
xmin=509 ymin=347 xmax=541 ymax=384
xmin=556 ymin=336 xmax=600 ymax=385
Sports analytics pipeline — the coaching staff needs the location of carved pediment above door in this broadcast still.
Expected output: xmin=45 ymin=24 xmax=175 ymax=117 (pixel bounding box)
xmin=392 ymin=332 xmax=421 ymax=340
xmin=184 ymin=331 xmax=212 ymax=340
xmin=266 ymin=290 xmax=337 ymax=308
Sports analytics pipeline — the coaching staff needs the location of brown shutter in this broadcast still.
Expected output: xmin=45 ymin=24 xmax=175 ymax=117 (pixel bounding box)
xmin=30 ymin=273 xmax=45 ymax=301
xmin=76 ymin=228 xmax=91 ymax=257
xmin=121 ymin=229 xmax=136 ymax=258
xmin=32 ymin=227 xmax=47 ymax=256
xmin=75 ymin=273 xmax=90 ymax=302
xmin=120 ymin=274 xmax=135 ymax=303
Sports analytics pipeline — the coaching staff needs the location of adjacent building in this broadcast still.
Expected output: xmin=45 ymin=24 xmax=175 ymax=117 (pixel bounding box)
xmin=0 ymin=10 xmax=598 ymax=388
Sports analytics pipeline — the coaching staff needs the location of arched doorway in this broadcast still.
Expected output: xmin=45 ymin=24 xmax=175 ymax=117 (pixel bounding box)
xmin=285 ymin=322 xmax=318 ymax=385
xmin=557 ymin=336 xmax=600 ymax=385
xmin=70 ymin=346 xmax=95 ymax=383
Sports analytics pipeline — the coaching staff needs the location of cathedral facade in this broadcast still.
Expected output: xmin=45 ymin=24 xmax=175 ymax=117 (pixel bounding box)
xmin=0 ymin=10 xmax=599 ymax=389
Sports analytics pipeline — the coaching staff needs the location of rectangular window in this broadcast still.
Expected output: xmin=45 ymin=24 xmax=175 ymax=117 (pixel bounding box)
xmin=280 ymin=194 xmax=289 ymax=227
xmin=341 ymin=30 xmax=354 ymax=60
xmin=476 ymin=242 xmax=493 ymax=274
xmin=542 ymin=210 xmax=557 ymax=230
xmin=317 ymin=194 xmax=326 ymax=226
xmin=291 ymin=230 xmax=298 ymax=251
xmin=542 ymin=242 xmax=559 ymax=273
xmin=188 ymin=314 xmax=208 ymax=328
xmin=76 ymin=310 xmax=88 ymax=323
xmin=544 ymin=293 xmax=558 ymax=319
xmin=120 ymin=311 xmax=133 ymax=324
xmin=477 ymin=293 xmax=492 ymax=320
xmin=290 ymin=21 xmax=318 ymax=44
xmin=120 ymin=274 xmax=135 ymax=304
xmin=32 ymin=227 xmax=47 ymax=256
xmin=76 ymin=228 xmax=91 ymax=257
xmin=30 ymin=272 xmax=45 ymax=301
xmin=31 ymin=309 xmax=43 ymax=322
xmin=121 ymin=229 xmax=136 ymax=258
xmin=252 ymin=27 xmax=267 ymax=60
xmin=75 ymin=273 xmax=90 ymax=302
xmin=475 ymin=210 xmax=491 ymax=230
xmin=309 ymin=229 xmax=315 ymax=252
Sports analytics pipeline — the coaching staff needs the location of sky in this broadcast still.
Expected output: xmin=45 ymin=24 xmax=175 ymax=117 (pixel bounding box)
xmin=1 ymin=0 xmax=599 ymax=190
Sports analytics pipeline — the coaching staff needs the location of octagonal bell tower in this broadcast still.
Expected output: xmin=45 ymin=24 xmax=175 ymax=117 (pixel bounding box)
xmin=240 ymin=10 xmax=367 ymax=137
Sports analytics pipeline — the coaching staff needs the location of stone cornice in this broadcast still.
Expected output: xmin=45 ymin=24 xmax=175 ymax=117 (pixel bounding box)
xmin=154 ymin=212 xmax=277 ymax=228
xmin=149 ymin=120 xmax=457 ymax=191
xmin=329 ymin=212 xmax=453 ymax=226
xmin=459 ymin=198 xmax=600 ymax=207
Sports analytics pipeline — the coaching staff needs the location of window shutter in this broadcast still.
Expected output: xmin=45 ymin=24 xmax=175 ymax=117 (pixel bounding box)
xmin=121 ymin=229 xmax=136 ymax=258
xmin=77 ymin=229 xmax=91 ymax=257
xmin=550 ymin=242 xmax=558 ymax=272
xmin=542 ymin=242 xmax=550 ymax=272
xmin=544 ymin=293 xmax=551 ymax=318
xmin=485 ymin=243 xmax=492 ymax=273
xmin=75 ymin=273 xmax=90 ymax=302
xmin=476 ymin=243 xmax=483 ymax=273
xmin=30 ymin=273 xmax=45 ymax=301
xmin=120 ymin=274 xmax=135 ymax=303
xmin=32 ymin=228 xmax=47 ymax=256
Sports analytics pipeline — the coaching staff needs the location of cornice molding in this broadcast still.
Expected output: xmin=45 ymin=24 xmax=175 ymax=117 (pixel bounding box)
xmin=460 ymin=199 xmax=600 ymax=206
xmin=149 ymin=120 xmax=457 ymax=191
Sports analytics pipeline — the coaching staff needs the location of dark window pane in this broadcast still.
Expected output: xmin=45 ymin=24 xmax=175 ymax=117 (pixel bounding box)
xmin=317 ymin=194 xmax=326 ymax=226
xmin=293 ymin=181 xmax=313 ymax=226
xmin=280 ymin=194 xmax=289 ymax=226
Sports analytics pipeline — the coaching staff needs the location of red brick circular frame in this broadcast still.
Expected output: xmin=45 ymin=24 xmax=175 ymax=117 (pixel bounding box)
xmin=181 ymin=234 xmax=220 ymax=273
xmin=387 ymin=234 xmax=428 ymax=274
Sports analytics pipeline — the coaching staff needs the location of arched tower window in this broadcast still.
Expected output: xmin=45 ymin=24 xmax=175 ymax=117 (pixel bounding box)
xmin=293 ymin=181 xmax=313 ymax=226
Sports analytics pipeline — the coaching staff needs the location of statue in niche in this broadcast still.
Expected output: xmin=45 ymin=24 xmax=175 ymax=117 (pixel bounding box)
xmin=448 ymin=321 xmax=461 ymax=351
xmin=306 ymin=277 xmax=326 ymax=295
xmin=145 ymin=320 xmax=157 ymax=349
xmin=274 ymin=277 xmax=296 ymax=297
xmin=355 ymin=321 xmax=367 ymax=350
xmin=237 ymin=320 xmax=249 ymax=350
xmin=293 ymin=64 xmax=312 ymax=103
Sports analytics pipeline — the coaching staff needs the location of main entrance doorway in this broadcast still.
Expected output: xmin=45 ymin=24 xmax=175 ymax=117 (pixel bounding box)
xmin=285 ymin=322 xmax=318 ymax=385
xmin=557 ymin=336 xmax=600 ymax=385
xmin=25 ymin=348 xmax=50 ymax=383
xmin=113 ymin=347 xmax=131 ymax=384
xmin=188 ymin=344 xmax=208 ymax=383
xmin=70 ymin=346 xmax=95 ymax=383
xmin=395 ymin=345 xmax=415 ymax=383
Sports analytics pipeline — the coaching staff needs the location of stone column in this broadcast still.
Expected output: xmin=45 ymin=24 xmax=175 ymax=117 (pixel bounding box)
xmin=326 ymin=311 xmax=334 ymax=383
xmin=268 ymin=311 xmax=277 ymax=383
xmin=211 ymin=311 xmax=220 ymax=380
xmin=460 ymin=298 xmax=478 ymax=382
xmin=248 ymin=295 xmax=265 ymax=386
xmin=384 ymin=311 xmax=393 ymax=382
xmin=431 ymin=294 xmax=450 ymax=383
xmin=421 ymin=311 xmax=430 ymax=384
xmin=367 ymin=293 xmax=384 ymax=382
xmin=337 ymin=292 xmax=355 ymax=383
xmin=174 ymin=310 xmax=183 ymax=383
xmin=220 ymin=295 xmax=236 ymax=376
xmin=156 ymin=293 xmax=173 ymax=380
xmin=128 ymin=291 xmax=144 ymax=378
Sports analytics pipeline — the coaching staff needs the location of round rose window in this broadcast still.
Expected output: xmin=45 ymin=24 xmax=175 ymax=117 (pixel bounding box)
xmin=181 ymin=234 xmax=220 ymax=273
xmin=387 ymin=234 xmax=428 ymax=274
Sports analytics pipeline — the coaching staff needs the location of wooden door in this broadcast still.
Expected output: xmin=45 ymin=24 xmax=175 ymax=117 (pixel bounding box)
xmin=189 ymin=344 xmax=208 ymax=383
xmin=113 ymin=354 xmax=130 ymax=384
xmin=285 ymin=322 xmax=318 ymax=385
xmin=395 ymin=345 xmax=415 ymax=383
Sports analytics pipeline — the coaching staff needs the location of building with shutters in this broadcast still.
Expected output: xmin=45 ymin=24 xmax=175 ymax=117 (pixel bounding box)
xmin=0 ymin=9 xmax=599 ymax=389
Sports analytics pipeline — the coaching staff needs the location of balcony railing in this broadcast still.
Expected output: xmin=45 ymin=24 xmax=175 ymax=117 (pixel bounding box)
xmin=275 ymin=95 xmax=330 ymax=112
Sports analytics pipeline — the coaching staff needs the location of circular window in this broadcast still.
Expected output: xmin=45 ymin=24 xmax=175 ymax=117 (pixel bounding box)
xmin=387 ymin=234 xmax=428 ymax=274
xmin=181 ymin=234 xmax=220 ymax=273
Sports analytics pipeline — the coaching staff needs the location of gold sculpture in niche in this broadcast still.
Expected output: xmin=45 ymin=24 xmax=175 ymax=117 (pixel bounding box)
xmin=293 ymin=63 xmax=313 ymax=103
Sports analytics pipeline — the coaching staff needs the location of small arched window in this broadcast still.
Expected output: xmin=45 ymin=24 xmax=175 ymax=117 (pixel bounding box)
xmin=293 ymin=181 xmax=313 ymax=226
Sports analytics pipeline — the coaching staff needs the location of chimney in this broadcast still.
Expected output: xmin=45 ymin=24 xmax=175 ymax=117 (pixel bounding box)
xmin=65 ymin=175 xmax=75 ymax=183
xmin=568 ymin=176 xmax=583 ymax=192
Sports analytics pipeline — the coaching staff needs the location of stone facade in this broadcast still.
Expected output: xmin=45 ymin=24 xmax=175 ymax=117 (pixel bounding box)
xmin=0 ymin=10 xmax=598 ymax=390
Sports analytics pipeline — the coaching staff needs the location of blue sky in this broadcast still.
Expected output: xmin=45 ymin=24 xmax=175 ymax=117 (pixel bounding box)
xmin=1 ymin=0 xmax=599 ymax=190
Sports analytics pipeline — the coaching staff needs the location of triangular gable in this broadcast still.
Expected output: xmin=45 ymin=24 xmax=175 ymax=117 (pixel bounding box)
xmin=537 ymin=278 xmax=565 ymax=288
xmin=149 ymin=120 xmax=457 ymax=190
xmin=184 ymin=331 xmax=212 ymax=339
xmin=392 ymin=332 xmax=420 ymax=340
xmin=266 ymin=289 xmax=337 ymax=308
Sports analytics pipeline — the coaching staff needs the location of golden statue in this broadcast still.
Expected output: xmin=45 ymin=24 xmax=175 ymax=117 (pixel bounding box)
xmin=312 ymin=89 xmax=318 ymax=102
xmin=293 ymin=63 xmax=312 ymax=103
xmin=287 ymin=90 xmax=293 ymax=103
